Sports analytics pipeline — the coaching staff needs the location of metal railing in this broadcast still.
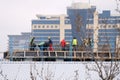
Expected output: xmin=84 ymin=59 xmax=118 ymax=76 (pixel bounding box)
xmin=7 ymin=44 xmax=120 ymax=61
xmin=5 ymin=50 xmax=120 ymax=61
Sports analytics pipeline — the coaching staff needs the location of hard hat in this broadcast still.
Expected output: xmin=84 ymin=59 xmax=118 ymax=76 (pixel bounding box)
xmin=48 ymin=36 xmax=51 ymax=39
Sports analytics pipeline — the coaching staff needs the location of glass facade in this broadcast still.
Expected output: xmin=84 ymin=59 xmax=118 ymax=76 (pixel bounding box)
xmin=67 ymin=3 xmax=120 ymax=52
xmin=31 ymin=15 xmax=72 ymax=49
xmin=32 ymin=20 xmax=60 ymax=24
xmin=67 ymin=7 xmax=96 ymax=45
xmin=65 ymin=29 xmax=72 ymax=43
xmin=32 ymin=29 xmax=60 ymax=45
xmin=8 ymin=33 xmax=31 ymax=51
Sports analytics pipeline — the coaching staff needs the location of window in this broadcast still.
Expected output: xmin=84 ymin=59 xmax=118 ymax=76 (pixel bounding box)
xmin=114 ymin=24 xmax=117 ymax=28
xmin=34 ymin=25 xmax=37 ymax=28
xmin=103 ymin=25 xmax=106 ymax=28
xmin=55 ymin=26 xmax=58 ymax=28
xmin=113 ymin=25 xmax=116 ymax=28
xmin=42 ymin=25 xmax=45 ymax=28
xmin=51 ymin=25 xmax=53 ymax=28
xmin=38 ymin=26 xmax=41 ymax=28
xmin=108 ymin=25 xmax=111 ymax=28
xmin=47 ymin=25 xmax=49 ymax=28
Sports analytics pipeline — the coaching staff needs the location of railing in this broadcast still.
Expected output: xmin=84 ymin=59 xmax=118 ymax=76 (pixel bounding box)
xmin=7 ymin=44 xmax=120 ymax=61
xmin=5 ymin=50 xmax=120 ymax=61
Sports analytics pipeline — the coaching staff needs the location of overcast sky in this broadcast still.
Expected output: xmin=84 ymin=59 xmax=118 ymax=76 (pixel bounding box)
xmin=0 ymin=0 xmax=119 ymax=52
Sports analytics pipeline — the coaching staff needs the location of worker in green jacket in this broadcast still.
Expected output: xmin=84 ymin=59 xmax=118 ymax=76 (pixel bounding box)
xmin=29 ymin=37 xmax=36 ymax=51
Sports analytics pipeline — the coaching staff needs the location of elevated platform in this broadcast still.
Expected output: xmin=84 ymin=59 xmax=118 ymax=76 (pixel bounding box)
xmin=5 ymin=50 xmax=120 ymax=61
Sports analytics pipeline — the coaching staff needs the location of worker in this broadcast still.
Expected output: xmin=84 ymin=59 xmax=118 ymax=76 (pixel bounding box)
xmin=72 ymin=37 xmax=78 ymax=51
xmin=48 ymin=37 xmax=54 ymax=51
xmin=60 ymin=39 xmax=66 ymax=51
xmin=29 ymin=37 xmax=36 ymax=51
xmin=38 ymin=41 xmax=49 ymax=51
xmin=38 ymin=41 xmax=45 ymax=51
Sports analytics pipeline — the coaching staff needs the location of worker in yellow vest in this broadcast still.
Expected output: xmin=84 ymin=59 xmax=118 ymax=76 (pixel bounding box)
xmin=72 ymin=37 xmax=78 ymax=51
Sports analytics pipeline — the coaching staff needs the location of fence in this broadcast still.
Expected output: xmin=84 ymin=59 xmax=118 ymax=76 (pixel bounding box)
xmin=5 ymin=50 xmax=120 ymax=61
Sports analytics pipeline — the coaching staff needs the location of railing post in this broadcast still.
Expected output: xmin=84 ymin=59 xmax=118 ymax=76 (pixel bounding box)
xmin=69 ymin=42 xmax=72 ymax=61
xmin=41 ymin=50 xmax=44 ymax=61
xmin=24 ymin=51 xmax=26 ymax=58
xmin=55 ymin=51 xmax=57 ymax=57
xmin=64 ymin=51 xmax=66 ymax=58
xmin=74 ymin=51 xmax=76 ymax=59
xmin=81 ymin=51 xmax=83 ymax=59
xmin=48 ymin=51 xmax=50 ymax=57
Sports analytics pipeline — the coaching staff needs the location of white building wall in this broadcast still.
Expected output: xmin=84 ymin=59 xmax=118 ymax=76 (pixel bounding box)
xmin=116 ymin=36 xmax=120 ymax=52
xmin=93 ymin=11 xmax=99 ymax=52
xmin=59 ymin=15 xmax=71 ymax=41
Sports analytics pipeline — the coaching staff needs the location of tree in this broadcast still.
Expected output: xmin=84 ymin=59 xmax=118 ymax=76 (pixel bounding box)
xmin=0 ymin=64 xmax=8 ymax=80
xmin=30 ymin=63 xmax=55 ymax=80
xmin=86 ymin=61 xmax=120 ymax=80
xmin=85 ymin=1 xmax=120 ymax=80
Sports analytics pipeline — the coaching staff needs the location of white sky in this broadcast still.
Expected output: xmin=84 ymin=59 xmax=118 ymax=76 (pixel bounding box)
xmin=0 ymin=0 xmax=119 ymax=52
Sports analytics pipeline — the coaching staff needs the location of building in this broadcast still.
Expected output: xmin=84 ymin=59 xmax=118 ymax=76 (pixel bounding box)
xmin=97 ymin=11 xmax=120 ymax=52
xmin=8 ymin=32 xmax=31 ymax=51
xmin=67 ymin=3 xmax=120 ymax=52
xmin=31 ymin=15 xmax=72 ymax=49
xmin=67 ymin=3 xmax=96 ymax=43
xmin=8 ymin=3 xmax=120 ymax=53
xmin=7 ymin=15 xmax=72 ymax=52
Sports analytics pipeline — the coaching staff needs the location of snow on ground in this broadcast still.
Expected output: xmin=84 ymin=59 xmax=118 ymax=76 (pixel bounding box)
xmin=0 ymin=61 xmax=120 ymax=80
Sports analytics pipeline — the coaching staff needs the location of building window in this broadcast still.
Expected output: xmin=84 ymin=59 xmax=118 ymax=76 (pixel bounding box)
xmin=38 ymin=26 xmax=41 ymax=28
xmin=118 ymin=20 xmax=120 ymax=23
xmin=115 ymin=24 xmax=117 ymax=28
xmin=42 ymin=25 xmax=45 ymax=28
xmin=55 ymin=26 xmax=58 ymax=28
xmin=113 ymin=25 xmax=116 ymax=28
xmin=47 ymin=25 xmax=49 ymax=28
xmin=103 ymin=25 xmax=106 ymax=28
xmin=34 ymin=25 xmax=37 ymax=28
xmin=110 ymin=20 xmax=113 ymax=23
xmin=113 ymin=24 xmax=118 ymax=28
xmin=108 ymin=25 xmax=111 ymax=28
xmin=51 ymin=25 xmax=53 ymax=28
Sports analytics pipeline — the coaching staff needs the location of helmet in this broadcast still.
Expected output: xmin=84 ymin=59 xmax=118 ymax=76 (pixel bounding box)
xmin=48 ymin=36 xmax=51 ymax=39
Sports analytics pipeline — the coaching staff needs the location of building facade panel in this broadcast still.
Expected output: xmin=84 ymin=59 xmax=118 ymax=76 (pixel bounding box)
xmin=8 ymin=33 xmax=31 ymax=51
xmin=31 ymin=15 xmax=72 ymax=49
xmin=67 ymin=3 xmax=120 ymax=52
xmin=67 ymin=3 xmax=96 ymax=45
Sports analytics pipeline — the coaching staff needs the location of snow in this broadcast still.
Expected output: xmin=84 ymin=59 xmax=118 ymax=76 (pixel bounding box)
xmin=0 ymin=61 xmax=120 ymax=80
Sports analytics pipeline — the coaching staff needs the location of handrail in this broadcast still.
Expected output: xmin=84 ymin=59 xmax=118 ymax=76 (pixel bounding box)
xmin=6 ymin=50 xmax=119 ymax=61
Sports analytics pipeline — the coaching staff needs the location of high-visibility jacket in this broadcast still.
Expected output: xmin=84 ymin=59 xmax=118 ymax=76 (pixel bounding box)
xmin=72 ymin=39 xmax=78 ymax=46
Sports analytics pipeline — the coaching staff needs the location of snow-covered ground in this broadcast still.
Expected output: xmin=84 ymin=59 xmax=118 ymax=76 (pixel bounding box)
xmin=0 ymin=61 xmax=120 ymax=80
